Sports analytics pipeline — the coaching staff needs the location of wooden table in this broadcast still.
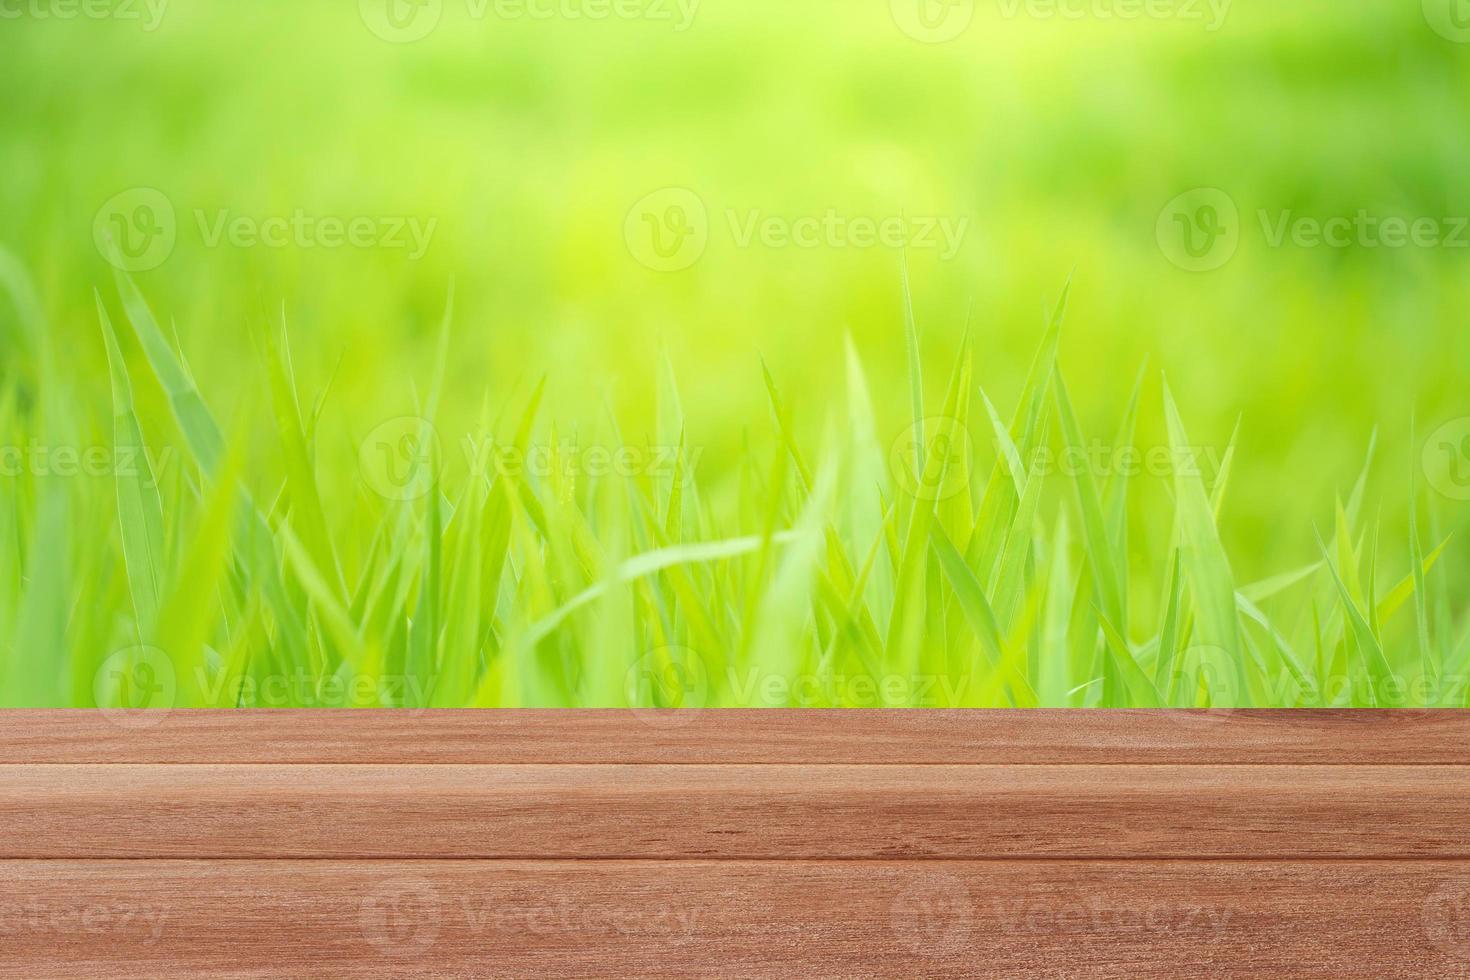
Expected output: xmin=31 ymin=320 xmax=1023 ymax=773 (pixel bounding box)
xmin=2 ymin=710 xmax=1468 ymax=977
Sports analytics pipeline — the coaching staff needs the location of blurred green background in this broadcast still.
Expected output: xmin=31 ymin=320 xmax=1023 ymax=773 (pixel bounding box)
xmin=2 ymin=0 xmax=1468 ymax=586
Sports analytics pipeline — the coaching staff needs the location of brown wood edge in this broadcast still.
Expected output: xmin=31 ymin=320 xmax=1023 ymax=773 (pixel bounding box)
xmin=1 ymin=708 xmax=1466 ymax=764
xmin=3 ymin=861 xmax=1470 ymax=978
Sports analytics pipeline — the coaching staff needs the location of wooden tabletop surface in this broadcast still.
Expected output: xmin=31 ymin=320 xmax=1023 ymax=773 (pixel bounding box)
xmin=3 ymin=710 xmax=1469 ymax=977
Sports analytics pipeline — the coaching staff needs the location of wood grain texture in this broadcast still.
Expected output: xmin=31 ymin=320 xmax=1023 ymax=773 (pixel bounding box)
xmin=3 ymin=709 xmax=1469 ymax=977
xmin=1 ymin=708 xmax=1465 ymax=764
xmin=4 ymin=763 xmax=1470 ymax=859
xmin=2 ymin=860 xmax=1469 ymax=979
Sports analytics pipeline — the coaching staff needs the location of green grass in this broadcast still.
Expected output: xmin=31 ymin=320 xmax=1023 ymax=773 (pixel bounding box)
xmin=2 ymin=264 xmax=1463 ymax=710
xmin=3 ymin=2 xmax=1468 ymax=710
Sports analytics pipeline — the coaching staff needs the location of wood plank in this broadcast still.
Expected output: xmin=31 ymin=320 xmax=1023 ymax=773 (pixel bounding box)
xmin=2 ymin=859 xmax=1468 ymax=979
xmin=0 ymin=709 xmax=1465 ymax=765
xmin=4 ymin=711 xmax=1465 ymax=975
xmin=4 ymin=763 xmax=1470 ymax=859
